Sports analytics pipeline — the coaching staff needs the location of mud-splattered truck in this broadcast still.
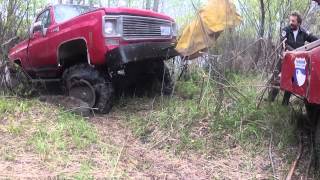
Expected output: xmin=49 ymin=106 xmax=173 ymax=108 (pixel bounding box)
xmin=7 ymin=4 xmax=178 ymax=113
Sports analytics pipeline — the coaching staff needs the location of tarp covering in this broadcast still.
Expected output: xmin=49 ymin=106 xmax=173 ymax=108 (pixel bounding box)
xmin=175 ymin=0 xmax=242 ymax=58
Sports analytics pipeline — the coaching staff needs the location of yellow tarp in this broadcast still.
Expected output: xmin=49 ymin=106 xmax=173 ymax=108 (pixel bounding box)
xmin=175 ymin=0 xmax=242 ymax=58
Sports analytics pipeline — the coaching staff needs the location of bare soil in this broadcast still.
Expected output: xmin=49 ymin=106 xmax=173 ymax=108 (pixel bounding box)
xmin=91 ymin=114 xmax=277 ymax=179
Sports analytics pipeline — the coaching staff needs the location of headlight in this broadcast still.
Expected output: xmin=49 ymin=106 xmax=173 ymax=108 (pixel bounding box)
xmin=104 ymin=21 xmax=116 ymax=35
xmin=103 ymin=16 xmax=122 ymax=37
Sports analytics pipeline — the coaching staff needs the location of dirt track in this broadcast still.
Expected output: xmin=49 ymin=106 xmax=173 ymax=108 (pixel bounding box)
xmin=89 ymin=114 xmax=279 ymax=179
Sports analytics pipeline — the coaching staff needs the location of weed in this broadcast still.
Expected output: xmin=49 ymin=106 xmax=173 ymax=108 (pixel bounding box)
xmin=7 ymin=122 xmax=23 ymax=135
xmin=1 ymin=148 xmax=16 ymax=161
xmin=29 ymin=112 xmax=97 ymax=157
xmin=74 ymin=161 xmax=94 ymax=180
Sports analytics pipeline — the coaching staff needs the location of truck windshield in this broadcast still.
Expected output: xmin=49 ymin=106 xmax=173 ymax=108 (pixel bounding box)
xmin=54 ymin=5 xmax=97 ymax=23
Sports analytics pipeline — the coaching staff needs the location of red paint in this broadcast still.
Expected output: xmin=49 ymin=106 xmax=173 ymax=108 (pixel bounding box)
xmin=307 ymin=47 xmax=320 ymax=104
xmin=8 ymin=5 xmax=176 ymax=78
xmin=280 ymin=46 xmax=320 ymax=104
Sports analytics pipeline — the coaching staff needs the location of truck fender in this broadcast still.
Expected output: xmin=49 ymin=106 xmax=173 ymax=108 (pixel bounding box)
xmin=57 ymin=37 xmax=91 ymax=67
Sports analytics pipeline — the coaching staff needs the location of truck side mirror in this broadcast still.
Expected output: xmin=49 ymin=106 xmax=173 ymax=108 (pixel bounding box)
xmin=30 ymin=21 xmax=45 ymax=38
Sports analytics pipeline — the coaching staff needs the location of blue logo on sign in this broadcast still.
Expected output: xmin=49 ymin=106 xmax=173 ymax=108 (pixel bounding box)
xmin=294 ymin=58 xmax=307 ymax=87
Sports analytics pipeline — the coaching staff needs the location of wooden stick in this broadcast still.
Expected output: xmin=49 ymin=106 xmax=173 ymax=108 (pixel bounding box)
xmin=269 ymin=131 xmax=277 ymax=179
xmin=286 ymin=137 xmax=303 ymax=180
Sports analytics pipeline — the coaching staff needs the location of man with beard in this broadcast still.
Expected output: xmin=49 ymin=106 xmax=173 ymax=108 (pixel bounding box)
xmin=281 ymin=11 xmax=318 ymax=51
xmin=269 ymin=11 xmax=318 ymax=105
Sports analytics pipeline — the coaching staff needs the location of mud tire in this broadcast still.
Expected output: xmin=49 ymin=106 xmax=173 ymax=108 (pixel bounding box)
xmin=63 ymin=64 xmax=114 ymax=114
xmin=306 ymin=104 xmax=320 ymax=169
xmin=3 ymin=63 xmax=34 ymax=96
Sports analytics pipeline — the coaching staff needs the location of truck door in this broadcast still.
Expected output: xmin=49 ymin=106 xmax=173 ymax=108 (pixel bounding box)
xmin=28 ymin=9 xmax=57 ymax=78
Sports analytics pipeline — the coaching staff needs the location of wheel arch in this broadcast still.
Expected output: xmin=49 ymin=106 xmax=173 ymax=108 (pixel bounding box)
xmin=57 ymin=38 xmax=91 ymax=68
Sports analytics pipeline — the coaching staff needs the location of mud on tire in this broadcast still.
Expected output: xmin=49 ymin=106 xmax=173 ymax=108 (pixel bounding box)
xmin=2 ymin=62 xmax=34 ymax=96
xmin=63 ymin=64 xmax=114 ymax=114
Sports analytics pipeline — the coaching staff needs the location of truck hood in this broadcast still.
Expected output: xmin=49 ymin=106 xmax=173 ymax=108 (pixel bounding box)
xmin=100 ymin=7 xmax=174 ymax=21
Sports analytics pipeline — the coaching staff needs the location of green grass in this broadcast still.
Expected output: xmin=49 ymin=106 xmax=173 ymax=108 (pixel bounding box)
xmin=0 ymin=97 xmax=98 ymax=156
xmin=28 ymin=110 xmax=97 ymax=158
xmin=74 ymin=161 xmax=94 ymax=180
xmin=0 ymin=96 xmax=105 ymax=177
xmin=124 ymin=71 xmax=297 ymax=154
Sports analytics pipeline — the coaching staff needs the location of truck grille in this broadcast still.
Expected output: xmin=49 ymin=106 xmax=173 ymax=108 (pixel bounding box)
xmin=122 ymin=16 xmax=173 ymax=40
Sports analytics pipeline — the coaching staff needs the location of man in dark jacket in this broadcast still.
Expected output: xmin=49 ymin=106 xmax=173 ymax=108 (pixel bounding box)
xmin=269 ymin=11 xmax=318 ymax=105
xmin=281 ymin=11 xmax=318 ymax=50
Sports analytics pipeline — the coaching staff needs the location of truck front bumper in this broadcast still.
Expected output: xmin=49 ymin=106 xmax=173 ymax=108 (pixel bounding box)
xmin=106 ymin=42 xmax=179 ymax=69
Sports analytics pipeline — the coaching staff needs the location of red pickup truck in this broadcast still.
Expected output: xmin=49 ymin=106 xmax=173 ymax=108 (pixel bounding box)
xmin=7 ymin=4 xmax=178 ymax=113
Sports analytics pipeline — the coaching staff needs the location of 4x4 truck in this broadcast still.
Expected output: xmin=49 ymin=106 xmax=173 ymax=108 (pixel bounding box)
xmin=7 ymin=4 xmax=178 ymax=113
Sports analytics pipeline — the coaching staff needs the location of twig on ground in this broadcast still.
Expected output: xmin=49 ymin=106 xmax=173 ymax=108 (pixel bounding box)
xmin=149 ymin=134 xmax=170 ymax=150
xmin=269 ymin=130 xmax=277 ymax=179
xmin=286 ymin=135 xmax=303 ymax=180
xmin=62 ymin=106 xmax=97 ymax=113
xmin=111 ymin=137 xmax=126 ymax=178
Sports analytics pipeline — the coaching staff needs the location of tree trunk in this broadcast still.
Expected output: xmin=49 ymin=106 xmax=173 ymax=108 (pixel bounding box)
xmin=259 ymin=0 xmax=266 ymax=38
xmin=58 ymin=0 xmax=63 ymax=4
xmin=69 ymin=0 xmax=74 ymax=4
xmin=89 ymin=0 xmax=94 ymax=6
xmin=77 ymin=0 xmax=84 ymax=5
xmin=153 ymin=0 xmax=160 ymax=12
xmin=146 ymin=0 xmax=151 ymax=10
xmin=253 ymin=0 xmax=266 ymax=69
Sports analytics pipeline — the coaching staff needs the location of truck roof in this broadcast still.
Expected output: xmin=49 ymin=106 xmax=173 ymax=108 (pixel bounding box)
xmin=51 ymin=4 xmax=173 ymax=22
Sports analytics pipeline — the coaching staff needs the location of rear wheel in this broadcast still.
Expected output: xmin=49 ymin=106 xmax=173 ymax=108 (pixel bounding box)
xmin=4 ymin=63 xmax=33 ymax=96
xmin=315 ymin=120 xmax=320 ymax=169
xmin=63 ymin=64 xmax=114 ymax=114
xmin=117 ymin=60 xmax=174 ymax=96
xmin=306 ymin=104 xmax=320 ymax=168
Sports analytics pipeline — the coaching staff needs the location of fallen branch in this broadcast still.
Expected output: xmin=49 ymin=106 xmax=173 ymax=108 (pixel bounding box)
xmin=111 ymin=137 xmax=126 ymax=178
xmin=269 ymin=131 xmax=277 ymax=179
xmin=149 ymin=134 xmax=170 ymax=150
xmin=286 ymin=136 xmax=303 ymax=180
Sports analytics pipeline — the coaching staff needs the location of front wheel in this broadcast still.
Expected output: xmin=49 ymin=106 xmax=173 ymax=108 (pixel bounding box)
xmin=63 ymin=64 xmax=114 ymax=114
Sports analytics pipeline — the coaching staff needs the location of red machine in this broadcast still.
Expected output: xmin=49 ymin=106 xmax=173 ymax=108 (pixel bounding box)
xmin=280 ymin=39 xmax=320 ymax=167
xmin=280 ymin=40 xmax=320 ymax=104
xmin=6 ymin=4 xmax=178 ymax=113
